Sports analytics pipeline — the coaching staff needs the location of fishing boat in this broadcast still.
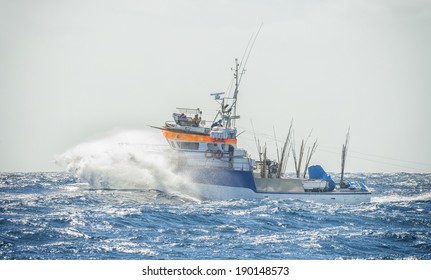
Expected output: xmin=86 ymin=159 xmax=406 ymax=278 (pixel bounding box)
xmin=156 ymin=59 xmax=371 ymax=204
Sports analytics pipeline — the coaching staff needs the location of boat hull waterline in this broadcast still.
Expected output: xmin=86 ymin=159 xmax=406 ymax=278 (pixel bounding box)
xmin=177 ymin=168 xmax=371 ymax=204
xmin=182 ymin=183 xmax=371 ymax=204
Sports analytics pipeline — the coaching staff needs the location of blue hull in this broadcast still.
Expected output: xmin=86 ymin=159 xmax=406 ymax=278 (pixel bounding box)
xmin=177 ymin=167 xmax=257 ymax=191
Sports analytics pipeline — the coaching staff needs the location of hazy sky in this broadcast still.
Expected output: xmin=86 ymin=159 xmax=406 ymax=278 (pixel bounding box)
xmin=1 ymin=0 xmax=430 ymax=173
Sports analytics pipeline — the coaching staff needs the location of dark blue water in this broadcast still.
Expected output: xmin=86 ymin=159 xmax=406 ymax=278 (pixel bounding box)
xmin=1 ymin=172 xmax=430 ymax=260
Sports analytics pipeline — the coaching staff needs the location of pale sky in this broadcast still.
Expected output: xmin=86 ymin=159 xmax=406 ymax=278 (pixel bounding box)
xmin=1 ymin=0 xmax=430 ymax=173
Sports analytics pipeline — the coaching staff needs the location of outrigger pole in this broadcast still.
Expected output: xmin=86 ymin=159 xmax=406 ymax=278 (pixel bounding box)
xmin=340 ymin=128 xmax=350 ymax=188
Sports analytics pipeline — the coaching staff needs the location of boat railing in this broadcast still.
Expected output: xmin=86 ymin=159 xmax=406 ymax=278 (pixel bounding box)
xmin=165 ymin=121 xmax=176 ymax=128
xmin=178 ymin=155 xmax=253 ymax=171
xmin=231 ymin=159 xmax=253 ymax=171
xmin=170 ymin=121 xmax=214 ymax=128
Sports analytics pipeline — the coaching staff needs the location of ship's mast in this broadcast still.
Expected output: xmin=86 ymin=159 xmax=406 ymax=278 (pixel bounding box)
xmin=213 ymin=59 xmax=240 ymax=129
xmin=233 ymin=58 xmax=239 ymax=101
xmin=218 ymin=24 xmax=262 ymax=130
xmin=231 ymin=58 xmax=240 ymax=128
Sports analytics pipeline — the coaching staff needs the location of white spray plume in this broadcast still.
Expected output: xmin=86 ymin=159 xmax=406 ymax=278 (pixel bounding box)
xmin=55 ymin=129 xmax=190 ymax=192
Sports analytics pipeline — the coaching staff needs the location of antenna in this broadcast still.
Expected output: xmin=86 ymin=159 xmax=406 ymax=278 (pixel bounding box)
xmin=210 ymin=92 xmax=225 ymax=100
xmin=232 ymin=58 xmax=240 ymax=127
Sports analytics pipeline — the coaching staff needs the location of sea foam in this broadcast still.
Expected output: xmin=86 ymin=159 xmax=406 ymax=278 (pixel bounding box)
xmin=55 ymin=129 xmax=189 ymax=192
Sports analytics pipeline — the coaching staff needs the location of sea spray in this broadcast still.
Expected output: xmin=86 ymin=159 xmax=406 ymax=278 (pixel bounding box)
xmin=371 ymin=192 xmax=431 ymax=204
xmin=55 ymin=129 xmax=190 ymax=193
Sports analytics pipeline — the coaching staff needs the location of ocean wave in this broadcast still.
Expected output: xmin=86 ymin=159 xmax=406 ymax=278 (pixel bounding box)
xmin=1 ymin=172 xmax=431 ymax=260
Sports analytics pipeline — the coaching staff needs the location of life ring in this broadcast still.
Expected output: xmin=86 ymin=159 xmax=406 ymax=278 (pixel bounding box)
xmin=204 ymin=150 xmax=213 ymax=158
xmin=215 ymin=149 xmax=223 ymax=159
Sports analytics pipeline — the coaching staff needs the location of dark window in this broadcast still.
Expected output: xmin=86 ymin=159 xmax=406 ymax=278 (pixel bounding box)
xmin=177 ymin=142 xmax=199 ymax=150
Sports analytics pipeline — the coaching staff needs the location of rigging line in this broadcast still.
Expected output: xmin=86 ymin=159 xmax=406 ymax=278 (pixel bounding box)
xmin=225 ymin=76 xmax=235 ymax=99
xmin=242 ymin=126 xmax=431 ymax=168
xmin=238 ymin=124 xmax=314 ymax=143
xmin=226 ymin=24 xmax=263 ymax=122
xmin=237 ymin=125 xmax=431 ymax=168
xmin=238 ymin=32 xmax=255 ymax=72
xmin=238 ymin=22 xmax=263 ymax=88
xmin=239 ymin=129 xmax=431 ymax=171
xmin=303 ymin=128 xmax=314 ymax=148
xmin=240 ymin=129 xmax=332 ymax=153
xmin=239 ymin=131 xmax=280 ymax=145
xmin=237 ymin=126 xmax=296 ymax=147
xmin=317 ymin=143 xmax=431 ymax=168
xmin=316 ymin=147 xmax=431 ymax=172
xmin=250 ymin=120 xmax=261 ymax=162
xmin=346 ymin=155 xmax=430 ymax=173
xmin=347 ymin=150 xmax=431 ymax=168
xmin=273 ymin=125 xmax=280 ymax=163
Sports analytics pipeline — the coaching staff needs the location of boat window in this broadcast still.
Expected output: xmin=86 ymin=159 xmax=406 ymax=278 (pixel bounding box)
xmin=177 ymin=142 xmax=199 ymax=150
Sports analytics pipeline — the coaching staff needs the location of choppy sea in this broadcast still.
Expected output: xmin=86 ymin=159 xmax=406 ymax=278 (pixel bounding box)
xmin=1 ymin=172 xmax=430 ymax=260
